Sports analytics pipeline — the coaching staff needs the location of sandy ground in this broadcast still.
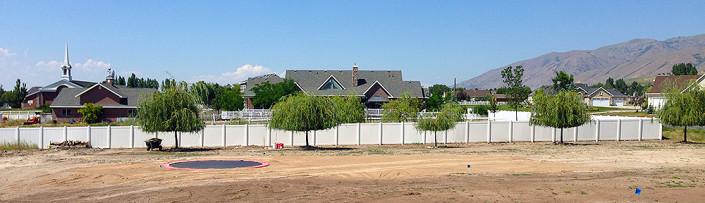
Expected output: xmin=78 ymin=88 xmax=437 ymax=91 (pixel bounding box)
xmin=1 ymin=140 xmax=704 ymax=202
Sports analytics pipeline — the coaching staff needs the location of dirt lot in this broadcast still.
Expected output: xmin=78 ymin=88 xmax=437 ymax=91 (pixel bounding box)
xmin=1 ymin=140 xmax=704 ymax=202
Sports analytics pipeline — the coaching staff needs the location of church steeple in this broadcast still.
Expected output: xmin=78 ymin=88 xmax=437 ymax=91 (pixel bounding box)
xmin=61 ymin=43 xmax=72 ymax=81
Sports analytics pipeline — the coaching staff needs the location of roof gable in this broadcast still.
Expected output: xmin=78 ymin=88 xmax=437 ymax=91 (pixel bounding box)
xmin=317 ymin=75 xmax=346 ymax=90
xmin=648 ymin=75 xmax=701 ymax=94
xmin=364 ymin=81 xmax=393 ymax=98
xmin=75 ymin=84 xmax=125 ymax=98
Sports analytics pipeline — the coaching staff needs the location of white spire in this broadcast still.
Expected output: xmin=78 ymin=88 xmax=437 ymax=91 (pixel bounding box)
xmin=61 ymin=43 xmax=72 ymax=81
xmin=64 ymin=43 xmax=70 ymax=66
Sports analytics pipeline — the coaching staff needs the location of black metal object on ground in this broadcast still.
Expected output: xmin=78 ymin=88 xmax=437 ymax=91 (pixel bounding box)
xmin=162 ymin=160 xmax=268 ymax=169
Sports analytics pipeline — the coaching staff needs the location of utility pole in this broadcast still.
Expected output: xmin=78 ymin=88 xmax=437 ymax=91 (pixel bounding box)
xmin=452 ymin=78 xmax=456 ymax=102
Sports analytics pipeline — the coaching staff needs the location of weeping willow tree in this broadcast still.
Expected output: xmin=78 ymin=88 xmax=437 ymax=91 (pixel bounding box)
xmin=137 ymin=86 xmax=205 ymax=148
xmin=330 ymin=94 xmax=367 ymax=124
xmin=657 ymin=78 xmax=705 ymax=143
xmin=416 ymin=102 xmax=464 ymax=147
xmin=530 ymin=90 xmax=590 ymax=144
xmin=270 ymin=93 xmax=338 ymax=147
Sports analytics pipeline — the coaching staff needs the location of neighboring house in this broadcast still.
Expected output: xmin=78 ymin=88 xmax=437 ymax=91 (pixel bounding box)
xmin=241 ymin=65 xmax=426 ymax=108
xmin=647 ymin=74 xmax=703 ymax=109
xmin=528 ymin=83 xmax=629 ymax=107
xmin=241 ymin=73 xmax=288 ymax=109
xmin=50 ymin=73 xmax=157 ymax=123
xmin=456 ymin=90 xmax=491 ymax=101
xmin=23 ymin=45 xmax=94 ymax=109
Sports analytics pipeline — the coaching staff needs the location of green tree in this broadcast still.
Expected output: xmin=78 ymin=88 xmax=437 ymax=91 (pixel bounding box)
xmin=137 ymin=86 xmax=205 ymax=148
xmin=530 ymin=90 xmax=591 ymax=144
xmin=429 ymin=84 xmax=451 ymax=96
xmin=330 ymin=95 xmax=366 ymax=124
xmin=671 ymin=63 xmax=698 ymax=75
xmin=77 ymin=103 xmax=103 ymax=124
xmin=551 ymin=71 xmax=575 ymax=92
xmin=416 ymin=102 xmax=464 ymax=147
xmin=0 ymin=92 xmax=17 ymax=108
xmin=657 ymin=81 xmax=705 ymax=143
xmin=270 ymin=93 xmax=337 ymax=147
xmin=381 ymin=91 xmax=423 ymax=122
xmin=605 ymin=78 xmax=615 ymax=89
xmin=500 ymin=66 xmax=531 ymax=121
xmin=0 ymin=85 xmax=4 ymax=106
xmin=215 ymin=88 xmax=244 ymax=111
xmin=615 ymin=79 xmax=627 ymax=94
xmin=425 ymin=94 xmax=444 ymax=111
xmin=189 ymin=81 xmax=216 ymax=106
xmin=251 ymin=79 xmax=298 ymax=109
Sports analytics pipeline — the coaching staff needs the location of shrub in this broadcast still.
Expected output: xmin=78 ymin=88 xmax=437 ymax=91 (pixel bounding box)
xmin=472 ymin=105 xmax=489 ymax=116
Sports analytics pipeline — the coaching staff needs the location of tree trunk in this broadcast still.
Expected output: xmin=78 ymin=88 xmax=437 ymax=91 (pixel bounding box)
xmin=174 ymin=131 xmax=179 ymax=148
xmin=305 ymin=131 xmax=310 ymax=147
xmin=684 ymin=126 xmax=688 ymax=143
xmin=560 ymin=128 xmax=564 ymax=144
xmin=434 ymin=131 xmax=438 ymax=148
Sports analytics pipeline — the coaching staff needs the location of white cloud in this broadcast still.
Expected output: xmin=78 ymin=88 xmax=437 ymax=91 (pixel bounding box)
xmin=0 ymin=47 xmax=15 ymax=58
xmin=74 ymin=59 xmax=112 ymax=72
xmin=35 ymin=60 xmax=61 ymax=71
xmin=190 ymin=64 xmax=272 ymax=84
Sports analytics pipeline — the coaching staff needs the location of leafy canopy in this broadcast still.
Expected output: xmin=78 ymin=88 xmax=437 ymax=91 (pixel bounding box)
xmin=137 ymin=87 xmax=205 ymax=148
xmin=77 ymin=103 xmax=103 ymax=124
xmin=551 ymin=71 xmax=575 ymax=92
xmin=671 ymin=63 xmax=698 ymax=75
xmin=416 ymin=102 xmax=464 ymax=147
xmin=530 ymin=90 xmax=591 ymax=143
xmin=500 ymin=66 xmax=531 ymax=120
xmin=330 ymin=94 xmax=366 ymax=124
xmin=382 ymin=91 xmax=423 ymax=122
xmin=657 ymin=78 xmax=705 ymax=142
xmin=216 ymin=88 xmax=245 ymax=111
xmin=269 ymin=93 xmax=339 ymax=147
xmin=251 ymin=79 xmax=298 ymax=109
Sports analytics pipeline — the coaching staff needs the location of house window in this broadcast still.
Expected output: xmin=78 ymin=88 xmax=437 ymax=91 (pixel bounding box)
xmin=320 ymin=79 xmax=342 ymax=90
xmin=128 ymin=109 xmax=137 ymax=117
xmin=599 ymin=92 xmax=603 ymax=96
xmin=62 ymin=109 xmax=71 ymax=117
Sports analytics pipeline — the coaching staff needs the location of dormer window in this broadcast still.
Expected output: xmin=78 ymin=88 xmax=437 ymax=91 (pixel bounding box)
xmin=599 ymin=92 xmax=603 ymax=96
xmin=319 ymin=76 xmax=344 ymax=90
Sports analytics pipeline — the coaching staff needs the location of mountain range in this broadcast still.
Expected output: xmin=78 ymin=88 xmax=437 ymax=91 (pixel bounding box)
xmin=458 ymin=34 xmax=705 ymax=89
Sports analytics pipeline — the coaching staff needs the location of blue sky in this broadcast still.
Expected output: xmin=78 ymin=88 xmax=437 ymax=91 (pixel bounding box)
xmin=1 ymin=0 xmax=705 ymax=89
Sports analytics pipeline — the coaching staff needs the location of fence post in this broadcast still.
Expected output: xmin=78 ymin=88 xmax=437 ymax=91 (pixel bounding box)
xmin=465 ymin=121 xmax=469 ymax=143
xmin=334 ymin=125 xmax=339 ymax=146
xmin=573 ymin=126 xmax=578 ymax=142
xmin=638 ymin=118 xmax=643 ymax=141
xmin=530 ymin=125 xmax=535 ymax=143
xmin=357 ymin=123 xmax=361 ymax=145
xmin=551 ymin=128 xmax=556 ymax=143
xmin=39 ymin=126 xmax=44 ymax=149
xmin=130 ymin=125 xmax=135 ymax=148
xmin=595 ymin=120 xmax=600 ymax=142
xmin=222 ymin=124 xmax=226 ymax=147
xmin=400 ymin=122 xmax=404 ymax=145
xmin=379 ymin=122 xmax=383 ymax=145
xmin=659 ymin=120 xmax=662 ymax=140
xmin=423 ymin=131 xmax=427 ymax=145
xmin=290 ymin=131 xmax=294 ymax=146
xmin=16 ymin=126 xmax=20 ymax=143
xmin=487 ymin=120 xmax=491 ymax=143
xmin=244 ymin=124 xmax=249 ymax=146
xmin=444 ymin=130 xmax=448 ymax=144
xmin=107 ymin=125 xmax=112 ymax=148
xmin=267 ymin=126 xmax=272 ymax=147
xmin=62 ymin=126 xmax=67 ymax=142
xmin=313 ymin=130 xmax=317 ymax=146
xmin=617 ymin=119 xmax=622 ymax=141
xmin=202 ymin=129 xmax=206 ymax=147
xmin=87 ymin=126 xmax=91 ymax=147
xmin=508 ymin=121 xmax=513 ymax=143
xmin=178 ymin=132 xmax=182 ymax=147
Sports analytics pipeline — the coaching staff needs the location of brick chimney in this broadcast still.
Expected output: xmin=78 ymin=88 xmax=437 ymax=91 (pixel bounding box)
xmin=105 ymin=70 xmax=115 ymax=86
xmin=352 ymin=64 xmax=358 ymax=86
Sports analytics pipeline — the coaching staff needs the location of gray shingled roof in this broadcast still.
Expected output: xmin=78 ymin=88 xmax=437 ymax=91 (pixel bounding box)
xmin=242 ymin=74 xmax=285 ymax=97
xmin=285 ymin=70 xmax=424 ymax=98
xmin=50 ymin=84 xmax=156 ymax=108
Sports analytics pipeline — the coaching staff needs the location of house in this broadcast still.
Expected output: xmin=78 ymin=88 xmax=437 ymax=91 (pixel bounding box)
xmin=575 ymin=83 xmax=629 ymax=107
xmin=50 ymin=72 xmax=157 ymax=123
xmin=241 ymin=73 xmax=288 ymax=109
xmin=455 ymin=89 xmax=491 ymax=101
xmin=647 ymin=74 xmax=703 ymax=109
xmin=241 ymin=65 xmax=426 ymax=108
xmin=23 ymin=45 xmax=95 ymax=109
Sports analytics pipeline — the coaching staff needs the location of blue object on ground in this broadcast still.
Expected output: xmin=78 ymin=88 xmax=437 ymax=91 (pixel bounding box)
xmin=635 ymin=188 xmax=641 ymax=195
xmin=467 ymin=165 xmax=471 ymax=168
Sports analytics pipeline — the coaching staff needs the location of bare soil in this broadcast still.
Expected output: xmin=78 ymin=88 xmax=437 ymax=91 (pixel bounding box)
xmin=1 ymin=140 xmax=704 ymax=202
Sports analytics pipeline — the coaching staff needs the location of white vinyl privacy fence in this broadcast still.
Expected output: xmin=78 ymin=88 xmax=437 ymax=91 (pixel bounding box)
xmin=0 ymin=118 xmax=662 ymax=149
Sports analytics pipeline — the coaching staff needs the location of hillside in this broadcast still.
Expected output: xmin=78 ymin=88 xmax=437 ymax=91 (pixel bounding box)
xmin=458 ymin=34 xmax=705 ymax=89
